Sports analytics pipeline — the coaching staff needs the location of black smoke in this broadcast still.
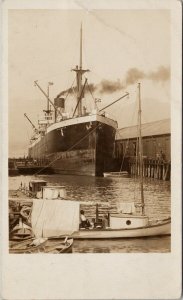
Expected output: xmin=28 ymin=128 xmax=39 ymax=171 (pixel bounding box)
xmin=58 ymin=65 xmax=170 ymax=96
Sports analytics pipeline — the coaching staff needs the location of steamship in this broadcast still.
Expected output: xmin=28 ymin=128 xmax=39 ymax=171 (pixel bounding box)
xmin=27 ymin=26 xmax=118 ymax=176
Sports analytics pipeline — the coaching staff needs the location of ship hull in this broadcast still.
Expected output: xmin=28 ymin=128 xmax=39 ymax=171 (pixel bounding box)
xmin=28 ymin=114 xmax=117 ymax=176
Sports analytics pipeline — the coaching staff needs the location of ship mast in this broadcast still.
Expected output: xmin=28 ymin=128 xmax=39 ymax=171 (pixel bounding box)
xmin=138 ymin=83 xmax=145 ymax=215
xmin=47 ymin=82 xmax=54 ymax=113
xmin=80 ymin=23 xmax=82 ymax=71
xmin=34 ymin=80 xmax=61 ymax=122
xmin=72 ymin=24 xmax=89 ymax=116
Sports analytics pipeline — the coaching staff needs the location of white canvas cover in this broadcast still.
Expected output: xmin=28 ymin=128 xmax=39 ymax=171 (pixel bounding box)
xmin=43 ymin=187 xmax=59 ymax=199
xmin=42 ymin=186 xmax=66 ymax=199
xmin=117 ymin=202 xmax=136 ymax=214
xmin=31 ymin=199 xmax=80 ymax=238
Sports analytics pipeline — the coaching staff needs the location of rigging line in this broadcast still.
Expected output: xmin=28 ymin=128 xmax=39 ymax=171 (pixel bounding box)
xmin=140 ymin=113 xmax=162 ymax=158
xmin=34 ymin=81 xmax=62 ymax=119
xmin=137 ymin=102 xmax=142 ymax=201
xmin=56 ymin=78 xmax=76 ymax=102
xmin=33 ymin=122 xmax=101 ymax=176
xmin=86 ymin=80 xmax=96 ymax=102
xmin=71 ymin=82 xmax=78 ymax=99
xmin=137 ymin=112 xmax=161 ymax=159
xmin=72 ymin=78 xmax=88 ymax=117
xmin=119 ymin=139 xmax=129 ymax=173
xmin=138 ymin=114 xmax=163 ymax=191
xmin=134 ymin=136 xmax=139 ymax=202
xmin=99 ymin=93 xmax=129 ymax=112
xmin=116 ymin=96 xmax=137 ymax=174
xmin=117 ymin=92 xmax=139 ymax=198
xmin=65 ymin=78 xmax=76 ymax=102
xmin=34 ymin=123 xmax=100 ymax=176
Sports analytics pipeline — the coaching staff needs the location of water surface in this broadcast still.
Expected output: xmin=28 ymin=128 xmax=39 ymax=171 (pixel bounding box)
xmin=9 ymin=174 xmax=171 ymax=253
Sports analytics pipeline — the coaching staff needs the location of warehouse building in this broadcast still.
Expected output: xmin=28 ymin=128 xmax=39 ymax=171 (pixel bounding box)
xmin=114 ymin=119 xmax=171 ymax=180
xmin=115 ymin=119 xmax=170 ymax=161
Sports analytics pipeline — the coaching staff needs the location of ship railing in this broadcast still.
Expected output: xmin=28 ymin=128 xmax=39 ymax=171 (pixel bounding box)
xmin=38 ymin=119 xmax=54 ymax=125
xmin=98 ymin=111 xmax=116 ymax=121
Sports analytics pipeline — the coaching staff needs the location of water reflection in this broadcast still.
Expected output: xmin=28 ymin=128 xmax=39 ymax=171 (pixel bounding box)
xmin=73 ymin=236 xmax=170 ymax=253
xmin=9 ymin=174 xmax=171 ymax=253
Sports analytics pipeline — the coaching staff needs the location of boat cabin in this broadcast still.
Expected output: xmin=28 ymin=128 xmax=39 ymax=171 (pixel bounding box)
xmin=28 ymin=181 xmax=66 ymax=199
xmin=110 ymin=214 xmax=149 ymax=229
xmin=29 ymin=180 xmax=47 ymax=197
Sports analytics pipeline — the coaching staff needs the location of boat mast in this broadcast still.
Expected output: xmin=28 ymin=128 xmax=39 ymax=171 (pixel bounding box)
xmin=72 ymin=24 xmax=89 ymax=116
xmin=138 ymin=83 xmax=145 ymax=215
xmin=78 ymin=24 xmax=83 ymax=115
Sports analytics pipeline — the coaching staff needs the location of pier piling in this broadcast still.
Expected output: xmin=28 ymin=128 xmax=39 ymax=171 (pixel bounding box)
xmin=129 ymin=158 xmax=170 ymax=181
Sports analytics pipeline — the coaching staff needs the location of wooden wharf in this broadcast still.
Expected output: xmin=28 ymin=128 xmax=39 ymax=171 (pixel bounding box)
xmin=129 ymin=158 xmax=170 ymax=181
xmin=17 ymin=165 xmax=54 ymax=175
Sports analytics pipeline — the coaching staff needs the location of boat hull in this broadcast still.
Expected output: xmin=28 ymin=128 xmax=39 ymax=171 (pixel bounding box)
xmin=28 ymin=115 xmax=117 ymax=176
xmin=71 ymin=221 xmax=171 ymax=239
xmin=103 ymin=171 xmax=129 ymax=178
xmin=45 ymin=238 xmax=73 ymax=253
xmin=9 ymin=238 xmax=73 ymax=254
xmin=59 ymin=239 xmax=73 ymax=253
xmin=9 ymin=238 xmax=48 ymax=253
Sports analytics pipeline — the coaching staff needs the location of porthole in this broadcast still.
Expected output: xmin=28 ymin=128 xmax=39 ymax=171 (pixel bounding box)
xmin=126 ymin=220 xmax=131 ymax=225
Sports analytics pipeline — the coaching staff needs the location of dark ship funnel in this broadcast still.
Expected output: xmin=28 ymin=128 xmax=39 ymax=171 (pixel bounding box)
xmin=54 ymin=97 xmax=65 ymax=108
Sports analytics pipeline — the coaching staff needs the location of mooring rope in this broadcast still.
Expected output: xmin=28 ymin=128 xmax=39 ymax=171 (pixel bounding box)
xmin=32 ymin=122 xmax=101 ymax=176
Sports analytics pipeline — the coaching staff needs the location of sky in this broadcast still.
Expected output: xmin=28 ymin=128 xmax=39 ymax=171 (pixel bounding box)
xmin=8 ymin=9 xmax=170 ymax=157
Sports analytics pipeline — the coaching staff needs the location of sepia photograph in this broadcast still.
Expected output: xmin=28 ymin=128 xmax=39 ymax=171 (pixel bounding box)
xmin=8 ymin=8 xmax=171 ymax=254
xmin=2 ymin=0 xmax=181 ymax=299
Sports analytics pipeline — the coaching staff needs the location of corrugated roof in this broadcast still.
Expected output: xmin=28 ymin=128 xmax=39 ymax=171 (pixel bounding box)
xmin=116 ymin=119 xmax=170 ymax=140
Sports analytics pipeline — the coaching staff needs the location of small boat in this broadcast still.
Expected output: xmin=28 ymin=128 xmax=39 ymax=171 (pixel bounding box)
xmin=9 ymin=237 xmax=48 ymax=253
xmin=44 ymin=237 xmax=73 ymax=253
xmin=47 ymin=201 xmax=170 ymax=240
xmin=71 ymin=218 xmax=170 ymax=239
xmin=103 ymin=171 xmax=129 ymax=178
xmin=9 ymin=179 xmax=66 ymax=200
xmin=9 ymin=219 xmax=34 ymax=241
xmin=9 ymin=237 xmax=73 ymax=254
